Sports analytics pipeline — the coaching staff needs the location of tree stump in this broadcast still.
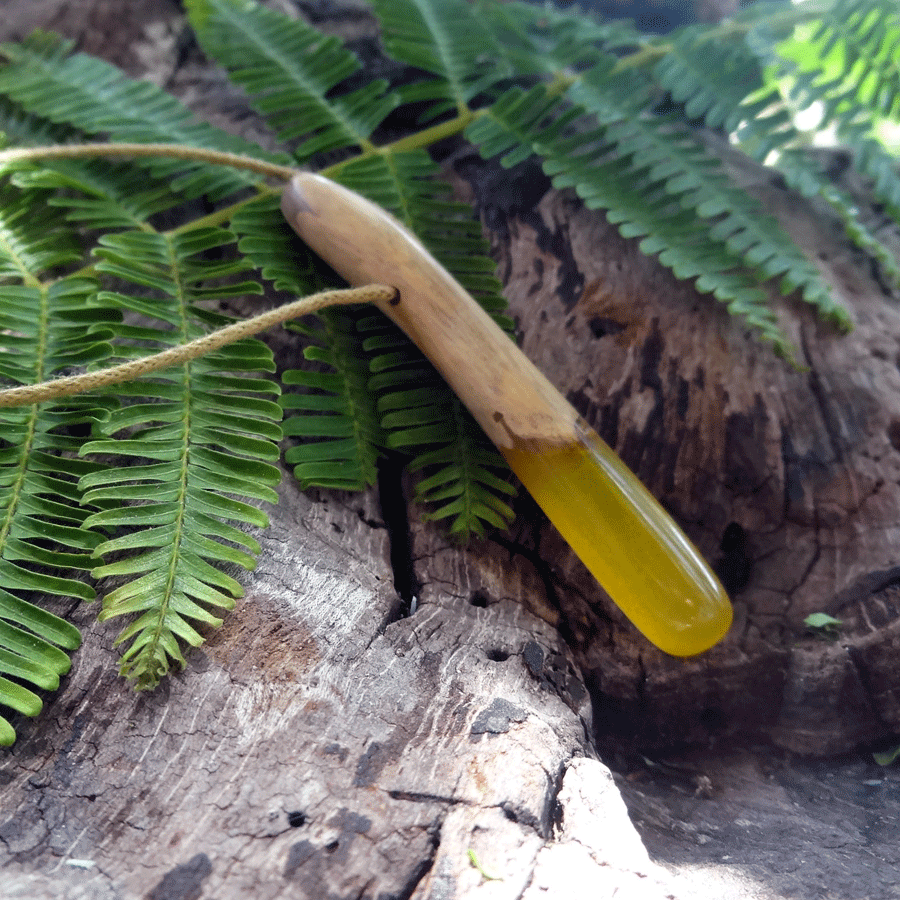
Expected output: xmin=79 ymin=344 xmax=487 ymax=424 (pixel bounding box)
xmin=2 ymin=2 xmax=900 ymax=898
xmin=476 ymin=160 xmax=900 ymax=756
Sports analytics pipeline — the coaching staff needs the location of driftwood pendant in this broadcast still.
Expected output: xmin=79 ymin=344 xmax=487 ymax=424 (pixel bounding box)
xmin=281 ymin=173 xmax=732 ymax=656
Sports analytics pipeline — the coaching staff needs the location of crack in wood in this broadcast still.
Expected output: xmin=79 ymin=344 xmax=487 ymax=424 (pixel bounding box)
xmin=376 ymin=453 xmax=418 ymax=610
xmin=386 ymin=790 xmax=467 ymax=806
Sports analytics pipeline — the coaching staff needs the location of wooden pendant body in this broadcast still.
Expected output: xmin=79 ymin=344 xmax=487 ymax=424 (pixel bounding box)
xmin=282 ymin=173 xmax=579 ymax=451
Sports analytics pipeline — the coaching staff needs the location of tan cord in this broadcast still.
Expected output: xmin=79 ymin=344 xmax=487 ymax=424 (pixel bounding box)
xmin=0 ymin=284 xmax=397 ymax=408
xmin=0 ymin=142 xmax=298 ymax=181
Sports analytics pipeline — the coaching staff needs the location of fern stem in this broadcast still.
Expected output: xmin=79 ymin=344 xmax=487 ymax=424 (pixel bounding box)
xmin=0 ymin=284 xmax=396 ymax=407
xmin=0 ymin=143 xmax=298 ymax=181
xmin=140 ymin=233 xmax=195 ymax=686
xmin=610 ymin=42 xmax=669 ymax=75
xmin=168 ymin=185 xmax=281 ymax=236
xmin=0 ymin=286 xmax=50 ymax=547
xmin=323 ymin=110 xmax=481 ymax=178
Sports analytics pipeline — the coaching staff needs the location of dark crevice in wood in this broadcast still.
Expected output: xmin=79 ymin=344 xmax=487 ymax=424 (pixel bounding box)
xmin=516 ymin=207 xmax=585 ymax=312
xmin=452 ymin=153 xmax=551 ymax=242
xmin=391 ymin=821 xmax=442 ymax=900
xmin=286 ymin=810 xmax=307 ymax=828
xmin=376 ymin=451 xmax=418 ymax=613
xmin=714 ymin=521 xmax=753 ymax=596
xmin=386 ymin=790 xmax=466 ymax=806
xmin=546 ymin=759 xmax=570 ymax=837
xmin=498 ymin=800 xmax=544 ymax=839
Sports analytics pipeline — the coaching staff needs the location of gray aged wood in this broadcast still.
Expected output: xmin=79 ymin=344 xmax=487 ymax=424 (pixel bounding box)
xmin=2 ymin=1 xmax=900 ymax=899
xmin=0 ymin=480 xmax=613 ymax=899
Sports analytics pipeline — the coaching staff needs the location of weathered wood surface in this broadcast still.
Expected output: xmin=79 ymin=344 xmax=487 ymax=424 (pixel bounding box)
xmin=478 ymin=163 xmax=900 ymax=755
xmin=0 ymin=481 xmax=611 ymax=899
xmin=2 ymin=1 xmax=900 ymax=898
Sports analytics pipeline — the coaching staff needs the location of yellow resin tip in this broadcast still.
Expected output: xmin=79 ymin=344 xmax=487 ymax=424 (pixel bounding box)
xmin=502 ymin=427 xmax=732 ymax=656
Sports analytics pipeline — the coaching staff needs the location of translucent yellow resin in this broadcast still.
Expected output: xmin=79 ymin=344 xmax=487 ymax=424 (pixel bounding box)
xmin=502 ymin=429 xmax=732 ymax=656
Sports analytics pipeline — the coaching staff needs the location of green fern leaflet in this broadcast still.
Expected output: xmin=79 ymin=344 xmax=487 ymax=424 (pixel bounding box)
xmin=0 ymin=190 xmax=114 ymax=744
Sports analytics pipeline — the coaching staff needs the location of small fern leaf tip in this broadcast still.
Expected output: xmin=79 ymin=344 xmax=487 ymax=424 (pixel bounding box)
xmin=186 ymin=0 xmax=398 ymax=161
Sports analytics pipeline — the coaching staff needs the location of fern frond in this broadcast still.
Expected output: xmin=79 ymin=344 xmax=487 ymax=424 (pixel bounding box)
xmin=75 ymin=226 xmax=282 ymax=688
xmin=7 ymin=157 xmax=187 ymax=232
xmin=281 ymin=308 xmax=385 ymax=492
xmin=469 ymin=73 xmax=850 ymax=351
xmin=372 ymin=0 xmax=506 ymax=117
xmin=655 ymin=27 xmax=792 ymax=148
xmin=371 ymin=324 xmax=515 ymax=538
xmin=471 ymin=0 xmax=643 ymax=76
xmin=807 ymin=0 xmax=900 ymax=120
xmin=727 ymin=8 xmax=900 ymax=286
xmin=820 ymin=180 xmax=900 ymax=287
xmin=230 ymin=190 xmax=385 ymax=492
xmin=0 ymin=258 xmax=117 ymax=743
xmin=0 ymin=94 xmax=74 ymax=152
xmin=573 ymin=64 xmax=847 ymax=323
xmin=230 ymin=191 xmax=321 ymax=294
xmin=755 ymin=0 xmax=900 ymax=168
xmin=840 ymin=127 xmax=900 ymax=219
xmin=656 ymin=21 xmax=900 ymax=292
xmin=772 ymin=145 xmax=900 ymax=290
xmin=0 ymin=32 xmax=287 ymax=199
xmin=186 ymin=0 xmax=398 ymax=161
xmin=0 ymin=183 xmax=85 ymax=278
